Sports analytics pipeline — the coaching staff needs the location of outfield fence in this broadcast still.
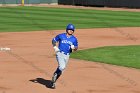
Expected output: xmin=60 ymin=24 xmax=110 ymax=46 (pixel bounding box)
xmin=58 ymin=0 xmax=140 ymax=8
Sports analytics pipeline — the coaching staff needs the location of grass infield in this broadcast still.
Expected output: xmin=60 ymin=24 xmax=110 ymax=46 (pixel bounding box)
xmin=71 ymin=45 xmax=140 ymax=69
xmin=0 ymin=6 xmax=140 ymax=32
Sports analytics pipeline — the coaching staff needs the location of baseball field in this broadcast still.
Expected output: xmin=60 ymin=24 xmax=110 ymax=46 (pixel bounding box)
xmin=0 ymin=5 xmax=140 ymax=93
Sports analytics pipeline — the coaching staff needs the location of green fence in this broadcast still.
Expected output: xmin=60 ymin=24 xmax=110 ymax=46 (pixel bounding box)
xmin=0 ymin=0 xmax=58 ymax=4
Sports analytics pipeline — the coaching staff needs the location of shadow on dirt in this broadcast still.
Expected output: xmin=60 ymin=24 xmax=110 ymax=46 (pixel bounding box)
xmin=29 ymin=78 xmax=53 ymax=89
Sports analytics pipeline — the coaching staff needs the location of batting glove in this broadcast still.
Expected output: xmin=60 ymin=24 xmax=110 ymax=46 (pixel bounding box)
xmin=71 ymin=45 xmax=75 ymax=49
xmin=53 ymin=46 xmax=60 ymax=52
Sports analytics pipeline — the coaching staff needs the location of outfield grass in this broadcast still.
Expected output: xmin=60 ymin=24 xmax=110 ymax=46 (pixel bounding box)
xmin=71 ymin=45 xmax=140 ymax=69
xmin=0 ymin=6 xmax=140 ymax=32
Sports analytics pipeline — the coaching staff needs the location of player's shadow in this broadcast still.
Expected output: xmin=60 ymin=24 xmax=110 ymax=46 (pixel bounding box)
xmin=29 ymin=78 xmax=52 ymax=89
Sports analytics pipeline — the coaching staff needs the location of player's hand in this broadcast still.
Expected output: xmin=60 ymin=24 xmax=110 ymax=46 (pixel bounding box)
xmin=71 ymin=45 xmax=75 ymax=49
xmin=53 ymin=46 xmax=60 ymax=52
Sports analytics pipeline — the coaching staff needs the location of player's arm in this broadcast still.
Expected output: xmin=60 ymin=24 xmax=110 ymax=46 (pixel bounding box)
xmin=74 ymin=46 xmax=78 ymax=51
xmin=71 ymin=38 xmax=78 ymax=51
xmin=52 ymin=39 xmax=57 ymax=47
xmin=71 ymin=45 xmax=78 ymax=51
xmin=52 ymin=35 xmax=60 ymax=52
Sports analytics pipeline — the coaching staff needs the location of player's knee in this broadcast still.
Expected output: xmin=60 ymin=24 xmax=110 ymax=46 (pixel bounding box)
xmin=59 ymin=65 xmax=66 ymax=71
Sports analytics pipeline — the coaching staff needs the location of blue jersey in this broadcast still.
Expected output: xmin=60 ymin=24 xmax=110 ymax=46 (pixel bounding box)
xmin=53 ymin=33 xmax=78 ymax=55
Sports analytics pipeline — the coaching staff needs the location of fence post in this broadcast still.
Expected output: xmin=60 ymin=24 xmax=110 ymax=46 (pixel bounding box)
xmin=22 ymin=0 xmax=24 ymax=6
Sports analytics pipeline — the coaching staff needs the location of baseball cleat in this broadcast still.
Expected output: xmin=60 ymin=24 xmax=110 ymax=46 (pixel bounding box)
xmin=51 ymin=82 xmax=56 ymax=89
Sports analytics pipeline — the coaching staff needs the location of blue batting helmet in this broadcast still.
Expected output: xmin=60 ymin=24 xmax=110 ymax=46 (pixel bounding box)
xmin=66 ymin=24 xmax=75 ymax=31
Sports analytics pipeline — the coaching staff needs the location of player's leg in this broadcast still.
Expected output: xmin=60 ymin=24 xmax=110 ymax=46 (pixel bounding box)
xmin=54 ymin=53 xmax=70 ymax=81
xmin=51 ymin=67 xmax=62 ymax=89
xmin=51 ymin=53 xmax=69 ymax=88
xmin=52 ymin=68 xmax=62 ymax=83
xmin=51 ymin=52 xmax=65 ymax=88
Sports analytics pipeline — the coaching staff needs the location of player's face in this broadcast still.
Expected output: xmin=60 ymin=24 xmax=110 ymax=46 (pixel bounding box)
xmin=67 ymin=30 xmax=74 ymax=35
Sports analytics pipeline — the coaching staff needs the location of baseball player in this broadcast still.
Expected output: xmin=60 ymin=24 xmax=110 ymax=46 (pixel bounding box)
xmin=51 ymin=24 xmax=78 ymax=89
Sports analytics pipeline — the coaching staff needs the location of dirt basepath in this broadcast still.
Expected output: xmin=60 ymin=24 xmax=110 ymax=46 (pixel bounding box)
xmin=0 ymin=27 xmax=140 ymax=93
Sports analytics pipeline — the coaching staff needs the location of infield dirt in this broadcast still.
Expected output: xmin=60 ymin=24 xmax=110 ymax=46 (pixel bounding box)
xmin=0 ymin=27 xmax=140 ymax=93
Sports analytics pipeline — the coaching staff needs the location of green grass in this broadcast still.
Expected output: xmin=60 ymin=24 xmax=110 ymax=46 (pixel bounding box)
xmin=0 ymin=6 xmax=140 ymax=32
xmin=71 ymin=45 xmax=140 ymax=69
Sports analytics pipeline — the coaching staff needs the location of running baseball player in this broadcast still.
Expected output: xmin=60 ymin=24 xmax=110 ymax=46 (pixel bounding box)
xmin=51 ymin=24 xmax=78 ymax=89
